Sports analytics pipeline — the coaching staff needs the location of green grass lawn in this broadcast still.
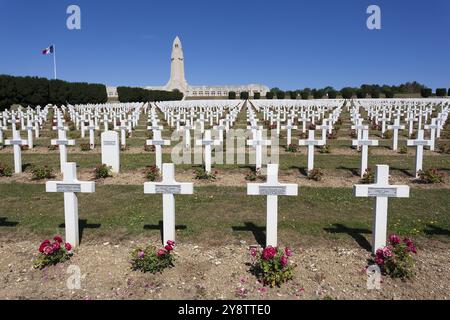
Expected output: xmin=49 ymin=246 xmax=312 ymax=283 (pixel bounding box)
xmin=0 ymin=184 xmax=448 ymax=246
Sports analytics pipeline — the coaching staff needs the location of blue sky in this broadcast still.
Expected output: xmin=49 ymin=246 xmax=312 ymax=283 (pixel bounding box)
xmin=1 ymin=0 xmax=449 ymax=90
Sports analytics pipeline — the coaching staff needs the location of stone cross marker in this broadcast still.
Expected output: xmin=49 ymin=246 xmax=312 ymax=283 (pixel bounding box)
xmin=353 ymin=165 xmax=409 ymax=253
xmin=86 ymin=120 xmax=98 ymax=149
xmin=196 ymin=129 xmax=221 ymax=173
xmin=281 ymin=120 xmax=298 ymax=147
xmin=247 ymin=129 xmax=271 ymax=171
xmin=247 ymin=164 xmax=298 ymax=247
xmin=424 ymin=118 xmax=439 ymax=151
xmin=4 ymin=130 xmax=28 ymax=173
xmin=387 ymin=118 xmax=405 ymax=151
xmin=298 ymin=130 xmax=324 ymax=172
xmin=101 ymin=131 xmax=120 ymax=173
xmin=46 ymin=162 xmax=95 ymax=247
xmin=146 ymin=129 xmax=170 ymax=169
xmin=407 ymin=129 xmax=432 ymax=178
xmin=144 ymin=163 xmax=193 ymax=244
xmin=51 ymin=130 xmax=75 ymax=173
xmin=352 ymin=129 xmax=379 ymax=178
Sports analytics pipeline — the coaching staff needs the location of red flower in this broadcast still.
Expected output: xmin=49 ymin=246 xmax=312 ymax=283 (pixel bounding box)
xmin=39 ymin=240 xmax=50 ymax=253
xmin=262 ymin=246 xmax=277 ymax=260
xmin=389 ymin=234 xmax=401 ymax=245
xmin=280 ymin=255 xmax=288 ymax=267
xmin=157 ymin=249 xmax=167 ymax=257
xmin=250 ymin=248 xmax=257 ymax=257
xmin=65 ymin=243 xmax=72 ymax=251
xmin=164 ymin=245 xmax=173 ymax=252
xmin=166 ymin=240 xmax=175 ymax=246
xmin=284 ymin=247 xmax=292 ymax=257
xmin=375 ymin=257 xmax=384 ymax=265
xmin=53 ymin=235 xmax=63 ymax=243
xmin=52 ymin=241 xmax=61 ymax=251
xmin=43 ymin=246 xmax=54 ymax=255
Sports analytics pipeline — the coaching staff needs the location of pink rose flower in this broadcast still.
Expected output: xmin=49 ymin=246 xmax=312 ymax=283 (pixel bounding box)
xmin=375 ymin=248 xmax=384 ymax=258
xmin=250 ymin=248 xmax=257 ymax=257
xmin=138 ymin=251 xmax=145 ymax=258
xmin=64 ymin=243 xmax=72 ymax=251
xmin=280 ymin=255 xmax=288 ymax=267
xmin=382 ymin=246 xmax=392 ymax=258
xmin=43 ymin=246 xmax=54 ymax=255
xmin=164 ymin=245 xmax=173 ymax=252
xmin=157 ymin=249 xmax=167 ymax=257
xmin=52 ymin=241 xmax=60 ymax=251
xmin=53 ymin=235 xmax=63 ymax=243
xmin=285 ymin=247 xmax=292 ymax=257
xmin=375 ymin=257 xmax=384 ymax=265
xmin=166 ymin=240 xmax=175 ymax=246
xmin=262 ymin=246 xmax=277 ymax=260
xmin=389 ymin=234 xmax=401 ymax=245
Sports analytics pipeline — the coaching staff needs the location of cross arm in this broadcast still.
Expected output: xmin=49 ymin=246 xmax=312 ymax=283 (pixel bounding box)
xmin=46 ymin=180 xmax=95 ymax=193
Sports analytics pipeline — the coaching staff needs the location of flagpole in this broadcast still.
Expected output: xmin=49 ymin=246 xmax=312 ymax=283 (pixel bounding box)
xmin=53 ymin=44 xmax=57 ymax=79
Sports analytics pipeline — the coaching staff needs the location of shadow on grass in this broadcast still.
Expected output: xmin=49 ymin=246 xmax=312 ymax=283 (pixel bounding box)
xmin=232 ymin=222 xmax=266 ymax=247
xmin=337 ymin=166 xmax=359 ymax=177
xmin=423 ymin=224 xmax=450 ymax=236
xmin=324 ymin=223 xmax=372 ymax=252
xmin=390 ymin=167 xmax=414 ymax=177
xmin=144 ymin=220 xmax=187 ymax=243
xmin=0 ymin=217 xmax=19 ymax=227
xmin=59 ymin=219 xmax=101 ymax=243
xmin=289 ymin=165 xmax=308 ymax=177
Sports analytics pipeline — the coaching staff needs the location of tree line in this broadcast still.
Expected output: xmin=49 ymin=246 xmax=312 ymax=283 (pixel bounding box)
xmin=228 ymin=82 xmax=449 ymax=99
xmin=117 ymin=87 xmax=183 ymax=102
xmin=0 ymin=74 xmax=108 ymax=110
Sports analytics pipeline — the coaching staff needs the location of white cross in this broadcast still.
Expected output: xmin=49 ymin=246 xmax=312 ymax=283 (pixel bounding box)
xmin=424 ymin=118 xmax=439 ymax=151
xmin=181 ymin=120 xmax=193 ymax=149
xmin=406 ymin=112 xmax=417 ymax=137
xmin=147 ymin=129 xmax=170 ymax=169
xmin=86 ymin=120 xmax=98 ymax=149
xmin=298 ymin=130 xmax=324 ymax=172
xmin=407 ymin=129 xmax=432 ymax=178
xmin=102 ymin=114 xmax=111 ymax=132
xmin=46 ymin=162 xmax=95 ymax=247
xmin=118 ymin=120 xmax=129 ymax=147
xmin=25 ymin=118 xmax=34 ymax=149
xmin=144 ymin=163 xmax=193 ymax=244
xmin=4 ymin=130 xmax=28 ymax=173
xmin=352 ymin=129 xmax=379 ymax=177
xmin=247 ymin=129 xmax=271 ymax=171
xmin=387 ymin=118 xmax=405 ymax=151
xmin=196 ymin=129 xmax=221 ymax=173
xmin=354 ymin=165 xmax=409 ymax=254
xmin=316 ymin=119 xmax=331 ymax=144
xmin=51 ymin=130 xmax=75 ymax=173
xmin=247 ymin=164 xmax=298 ymax=247
xmin=213 ymin=120 xmax=226 ymax=142
xmin=0 ymin=123 xmax=6 ymax=148
xmin=281 ymin=120 xmax=298 ymax=146
xmin=351 ymin=118 xmax=368 ymax=151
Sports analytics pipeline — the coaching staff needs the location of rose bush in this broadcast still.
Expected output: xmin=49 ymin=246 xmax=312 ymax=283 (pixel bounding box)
xmin=249 ymin=246 xmax=296 ymax=287
xmin=34 ymin=235 xmax=73 ymax=269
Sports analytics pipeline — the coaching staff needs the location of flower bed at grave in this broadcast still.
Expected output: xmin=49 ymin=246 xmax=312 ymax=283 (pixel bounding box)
xmin=130 ymin=240 xmax=175 ymax=274
xmin=34 ymin=235 xmax=73 ymax=269
xmin=373 ymin=234 xmax=417 ymax=279
xmin=249 ymin=246 xmax=296 ymax=287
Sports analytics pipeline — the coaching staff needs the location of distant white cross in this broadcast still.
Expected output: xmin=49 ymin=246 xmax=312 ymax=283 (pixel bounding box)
xmin=4 ymin=130 xmax=28 ymax=173
xmin=354 ymin=165 xmax=409 ymax=254
xmin=298 ymin=130 xmax=324 ymax=172
xmin=46 ymin=162 xmax=95 ymax=247
xmin=144 ymin=163 xmax=193 ymax=244
xmin=147 ymin=129 xmax=170 ymax=170
xmin=247 ymin=129 xmax=271 ymax=171
xmin=196 ymin=129 xmax=221 ymax=173
xmin=281 ymin=120 xmax=298 ymax=147
xmin=352 ymin=129 xmax=378 ymax=178
xmin=407 ymin=129 xmax=432 ymax=178
xmin=247 ymin=164 xmax=298 ymax=247
xmin=51 ymin=130 xmax=75 ymax=173
xmin=424 ymin=118 xmax=439 ymax=151
xmin=387 ymin=118 xmax=405 ymax=151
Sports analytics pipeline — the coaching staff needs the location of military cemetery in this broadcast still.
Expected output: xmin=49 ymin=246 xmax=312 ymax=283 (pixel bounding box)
xmin=0 ymin=1 xmax=449 ymax=306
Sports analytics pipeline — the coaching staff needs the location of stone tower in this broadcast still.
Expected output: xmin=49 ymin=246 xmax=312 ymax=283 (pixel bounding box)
xmin=165 ymin=36 xmax=188 ymax=92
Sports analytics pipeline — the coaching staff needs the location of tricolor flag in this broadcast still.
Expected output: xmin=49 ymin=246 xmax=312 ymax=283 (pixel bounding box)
xmin=42 ymin=45 xmax=54 ymax=55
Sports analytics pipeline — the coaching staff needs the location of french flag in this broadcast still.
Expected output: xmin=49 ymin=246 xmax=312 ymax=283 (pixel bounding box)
xmin=42 ymin=45 xmax=54 ymax=55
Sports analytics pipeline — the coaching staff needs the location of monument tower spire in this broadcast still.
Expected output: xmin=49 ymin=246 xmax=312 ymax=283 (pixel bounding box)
xmin=165 ymin=36 xmax=188 ymax=92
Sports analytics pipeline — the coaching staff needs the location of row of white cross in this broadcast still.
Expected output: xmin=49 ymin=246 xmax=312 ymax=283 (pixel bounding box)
xmin=47 ymin=161 xmax=408 ymax=255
